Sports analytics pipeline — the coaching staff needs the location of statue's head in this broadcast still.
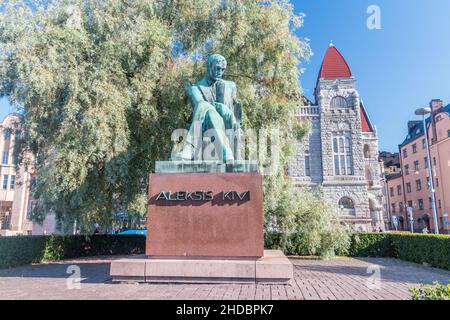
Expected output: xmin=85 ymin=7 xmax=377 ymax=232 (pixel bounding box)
xmin=206 ymin=54 xmax=227 ymax=82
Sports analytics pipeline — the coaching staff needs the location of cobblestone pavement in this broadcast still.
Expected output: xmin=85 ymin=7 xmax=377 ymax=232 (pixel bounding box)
xmin=1 ymin=256 xmax=449 ymax=300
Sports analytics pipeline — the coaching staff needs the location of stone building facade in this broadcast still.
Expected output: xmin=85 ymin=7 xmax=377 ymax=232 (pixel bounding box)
xmin=289 ymin=44 xmax=385 ymax=230
xmin=0 ymin=113 xmax=34 ymax=235
xmin=0 ymin=113 xmax=58 ymax=236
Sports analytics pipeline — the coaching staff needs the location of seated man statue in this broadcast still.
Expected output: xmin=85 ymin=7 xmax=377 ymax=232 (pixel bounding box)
xmin=173 ymin=54 xmax=240 ymax=161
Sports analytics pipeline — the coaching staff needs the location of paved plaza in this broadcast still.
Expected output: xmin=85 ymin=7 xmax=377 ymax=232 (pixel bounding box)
xmin=1 ymin=256 xmax=449 ymax=300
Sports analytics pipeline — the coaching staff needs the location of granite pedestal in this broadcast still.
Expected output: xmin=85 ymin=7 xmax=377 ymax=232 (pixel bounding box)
xmin=111 ymin=250 xmax=293 ymax=283
xmin=110 ymin=164 xmax=293 ymax=283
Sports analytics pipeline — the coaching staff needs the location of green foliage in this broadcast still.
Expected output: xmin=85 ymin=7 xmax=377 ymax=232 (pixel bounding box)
xmin=0 ymin=235 xmax=145 ymax=269
xmin=348 ymin=232 xmax=450 ymax=270
xmin=348 ymin=232 xmax=395 ymax=257
xmin=0 ymin=0 xmax=311 ymax=232
xmin=390 ymin=233 xmax=450 ymax=270
xmin=411 ymin=281 xmax=450 ymax=300
xmin=265 ymin=186 xmax=352 ymax=259
xmin=0 ymin=236 xmax=47 ymax=269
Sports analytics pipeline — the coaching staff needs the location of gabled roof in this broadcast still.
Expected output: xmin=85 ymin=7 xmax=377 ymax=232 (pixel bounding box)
xmin=318 ymin=44 xmax=353 ymax=80
xmin=360 ymin=102 xmax=374 ymax=132
xmin=399 ymin=118 xmax=431 ymax=147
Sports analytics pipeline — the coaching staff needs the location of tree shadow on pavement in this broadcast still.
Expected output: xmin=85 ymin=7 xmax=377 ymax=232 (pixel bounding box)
xmin=0 ymin=261 xmax=111 ymax=284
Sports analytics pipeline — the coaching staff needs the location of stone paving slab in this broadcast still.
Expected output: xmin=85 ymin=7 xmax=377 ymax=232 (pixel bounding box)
xmin=0 ymin=256 xmax=449 ymax=300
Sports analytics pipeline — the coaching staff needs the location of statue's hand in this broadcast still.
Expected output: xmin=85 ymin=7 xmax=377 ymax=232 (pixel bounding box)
xmin=215 ymin=102 xmax=236 ymax=129
xmin=215 ymin=102 xmax=233 ymax=118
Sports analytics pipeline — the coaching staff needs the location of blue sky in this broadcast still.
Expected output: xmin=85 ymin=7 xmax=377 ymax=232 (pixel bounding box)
xmin=293 ymin=0 xmax=450 ymax=152
xmin=1 ymin=1 xmax=450 ymax=152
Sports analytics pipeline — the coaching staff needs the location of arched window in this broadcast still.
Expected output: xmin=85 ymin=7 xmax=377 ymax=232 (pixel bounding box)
xmin=339 ymin=197 xmax=354 ymax=210
xmin=338 ymin=197 xmax=355 ymax=216
xmin=330 ymin=96 xmax=348 ymax=108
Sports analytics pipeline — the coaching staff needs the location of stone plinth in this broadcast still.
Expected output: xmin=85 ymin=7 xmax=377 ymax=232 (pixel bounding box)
xmin=110 ymin=250 xmax=293 ymax=284
xmin=146 ymin=172 xmax=264 ymax=258
xmin=110 ymin=169 xmax=294 ymax=284
xmin=155 ymin=160 xmax=258 ymax=173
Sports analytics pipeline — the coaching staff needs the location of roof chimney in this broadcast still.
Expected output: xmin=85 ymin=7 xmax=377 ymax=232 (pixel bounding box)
xmin=430 ymin=99 xmax=443 ymax=112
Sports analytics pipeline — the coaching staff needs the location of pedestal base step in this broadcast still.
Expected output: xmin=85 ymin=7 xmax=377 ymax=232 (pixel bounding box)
xmin=110 ymin=250 xmax=293 ymax=284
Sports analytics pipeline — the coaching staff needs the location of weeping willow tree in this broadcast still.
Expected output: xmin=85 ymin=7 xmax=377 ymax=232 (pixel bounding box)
xmin=0 ymin=0 xmax=349 ymax=255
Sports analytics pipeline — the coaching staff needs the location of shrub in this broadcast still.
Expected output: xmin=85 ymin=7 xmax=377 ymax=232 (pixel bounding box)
xmin=347 ymin=232 xmax=450 ymax=271
xmin=390 ymin=233 xmax=450 ymax=270
xmin=348 ymin=233 xmax=394 ymax=257
xmin=411 ymin=281 xmax=450 ymax=300
xmin=265 ymin=185 xmax=351 ymax=259
xmin=0 ymin=236 xmax=47 ymax=269
xmin=0 ymin=234 xmax=145 ymax=269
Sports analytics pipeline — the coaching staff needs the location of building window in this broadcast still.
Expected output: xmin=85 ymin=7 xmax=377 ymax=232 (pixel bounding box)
xmin=363 ymin=145 xmax=371 ymax=159
xmin=412 ymin=144 xmax=417 ymax=153
xmin=389 ymin=187 xmax=394 ymax=197
xmin=404 ymin=164 xmax=409 ymax=175
xmin=433 ymin=157 xmax=437 ymax=166
xmin=2 ymin=175 xmax=8 ymax=189
xmin=414 ymin=160 xmax=419 ymax=172
xmin=397 ymin=185 xmax=402 ymax=196
xmin=422 ymin=138 xmax=426 ymax=149
xmin=436 ymin=178 xmax=439 ymax=187
xmin=416 ymin=179 xmax=422 ymax=191
xmin=333 ymin=132 xmax=353 ymax=176
xmin=406 ymin=183 xmax=412 ymax=193
xmin=339 ymin=197 xmax=355 ymax=209
xmin=426 ymin=177 xmax=430 ymax=189
xmin=399 ymin=202 xmax=404 ymax=212
xmin=439 ymin=200 xmax=442 ymax=208
xmin=338 ymin=197 xmax=355 ymax=215
xmin=330 ymin=96 xmax=348 ymax=108
xmin=27 ymin=200 xmax=35 ymax=220
xmin=305 ymin=156 xmax=310 ymax=177
xmin=2 ymin=151 xmax=8 ymax=165
xmin=408 ymin=200 xmax=413 ymax=209
xmin=4 ymin=128 xmax=11 ymax=141
xmin=10 ymin=175 xmax=15 ymax=190
xmin=448 ymin=130 xmax=450 ymax=138
xmin=403 ymin=148 xmax=408 ymax=159
xmin=424 ymin=157 xmax=428 ymax=169
xmin=391 ymin=203 xmax=396 ymax=214
xmin=418 ymin=199 xmax=424 ymax=210
xmin=429 ymin=197 xmax=433 ymax=209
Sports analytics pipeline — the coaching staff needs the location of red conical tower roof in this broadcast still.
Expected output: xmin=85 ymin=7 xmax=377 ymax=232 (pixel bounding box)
xmin=318 ymin=43 xmax=352 ymax=79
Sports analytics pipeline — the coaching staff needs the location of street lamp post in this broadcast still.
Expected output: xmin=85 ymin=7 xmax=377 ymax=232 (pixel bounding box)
xmin=444 ymin=212 xmax=449 ymax=234
xmin=407 ymin=206 xmax=414 ymax=233
xmin=415 ymin=107 xmax=439 ymax=234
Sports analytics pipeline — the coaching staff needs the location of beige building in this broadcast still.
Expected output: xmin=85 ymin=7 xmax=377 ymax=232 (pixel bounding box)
xmin=0 ymin=113 xmax=59 ymax=236
xmin=0 ymin=113 xmax=34 ymax=235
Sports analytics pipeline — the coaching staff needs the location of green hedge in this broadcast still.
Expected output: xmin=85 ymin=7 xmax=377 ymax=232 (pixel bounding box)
xmin=348 ymin=232 xmax=450 ymax=270
xmin=348 ymin=233 xmax=395 ymax=257
xmin=0 ymin=235 xmax=146 ymax=269
xmin=390 ymin=233 xmax=450 ymax=270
